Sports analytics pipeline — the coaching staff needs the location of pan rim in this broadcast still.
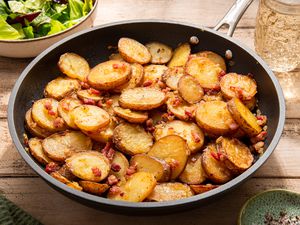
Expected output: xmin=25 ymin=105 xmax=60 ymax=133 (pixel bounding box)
xmin=8 ymin=19 xmax=285 ymax=210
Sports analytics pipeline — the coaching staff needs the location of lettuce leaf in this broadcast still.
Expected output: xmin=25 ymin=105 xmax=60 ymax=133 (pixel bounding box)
xmin=68 ymin=0 xmax=84 ymax=20
xmin=82 ymin=0 xmax=93 ymax=16
xmin=0 ymin=0 xmax=10 ymax=20
xmin=24 ymin=0 xmax=48 ymax=10
xmin=11 ymin=23 xmax=25 ymax=38
xmin=7 ymin=1 xmax=30 ymax=14
xmin=47 ymin=19 xmax=66 ymax=35
xmin=0 ymin=17 xmax=23 ymax=39
xmin=23 ymin=25 xmax=34 ymax=38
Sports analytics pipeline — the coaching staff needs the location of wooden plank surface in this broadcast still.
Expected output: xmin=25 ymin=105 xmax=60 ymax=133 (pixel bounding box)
xmin=1 ymin=177 xmax=300 ymax=225
xmin=0 ymin=118 xmax=299 ymax=177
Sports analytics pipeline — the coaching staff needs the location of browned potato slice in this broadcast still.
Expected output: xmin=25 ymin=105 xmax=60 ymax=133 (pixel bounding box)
xmin=195 ymin=51 xmax=226 ymax=72
xmin=88 ymin=60 xmax=131 ymax=90
xmin=201 ymin=144 xmax=232 ymax=184
xmin=58 ymin=53 xmax=90 ymax=81
xmin=147 ymin=183 xmax=193 ymax=202
xmin=220 ymin=73 xmax=257 ymax=100
xmin=216 ymin=136 xmax=254 ymax=173
xmin=146 ymin=42 xmax=173 ymax=64
xmin=58 ymin=97 xmax=82 ymax=129
xmin=109 ymin=151 xmax=129 ymax=180
xmin=168 ymin=43 xmax=191 ymax=68
xmin=227 ymin=98 xmax=262 ymax=136
xmin=71 ymin=105 xmax=110 ymax=132
xmin=179 ymin=153 xmax=207 ymax=184
xmin=185 ymin=56 xmax=222 ymax=89
xmin=32 ymin=98 xmax=67 ymax=132
xmin=108 ymin=172 xmax=156 ymax=202
xmin=109 ymin=53 xmax=124 ymax=61
xmin=78 ymin=181 xmax=109 ymax=196
xmin=113 ymin=123 xmax=153 ymax=155
xmin=166 ymin=93 xmax=197 ymax=121
xmin=113 ymin=106 xmax=148 ymax=123
xmin=148 ymin=135 xmax=188 ymax=180
xmin=83 ymin=120 xmax=116 ymax=143
xmin=142 ymin=65 xmax=168 ymax=88
xmin=42 ymin=131 xmax=92 ymax=161
xmin=202 ymin=92 xmax=224 ymax=102
xmin=119 ymin=87 xmax=166 ymax=111
xmin=25 ymin=108 xmax=53 ymax=138
xmin=243 ymin=97 xmax=257 ymax=111
xmin=28 ymin=137 xmax=52 ymax=165
xmin=51 ymin=171 xmax=71 ymax=184
xmin=118 ymin=38 xmax=151 ymax=64
xmin=66 ymin=151 xmax=110 ymax=182
xmin=102 ymin=95 xmax=120 ymax=116
xmin=178 ymin=75 xmax=204 ymax=104
xmin=130 ymin=154 xmax=171 ymax=182
xmin=195 ymin=101 xmax=237 ymax=136
xmin=154 ymin=120 xmax=204 ymax=153
xmin=44 ymin=77 xmax=80 ymax=100
xmin=57 ymin=164 xmax=76 ymax=181
xmin=77 ymin=89 xmax=102 ymax=102
xmin=67 ymin=182 xmax=83 ymax=191
xmin=162 ymin=67 xmax=185 ymax=90
xmin=114 ymin=63 xmax=144 ymax=92
xmin=190 ymin=184 xmax=219 ymax=194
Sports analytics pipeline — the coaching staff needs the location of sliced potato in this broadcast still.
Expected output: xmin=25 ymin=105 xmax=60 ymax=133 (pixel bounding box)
xmin=220 ymin=73 xmax=257 ymax=100
xmin=216 ymin=136 xmax=254 ymax=174
xmin=146 ymin=42 xmax=173 ymax=64
xmin=166 ymin=93 xmax=197 ymax=121
xmin=42 ymin=131 xmax=92 ymax=162
xmin=179 ymin=153 xmax=207 ymax=184
xmin=190 ymin=184 xmax=219 ymax=194
xmin=51 ymin=171 xmax=72 ymax=184
xmin=162 ymin=67 xmax=185 ymax=90
xmin=130 ymin=154 xmax=171 ymax=182
xmin=178 ymin=75 xmax=204 ymax=104
xmin=119 ymin=87 xmax=166 ymax=111
xmin=44 ymin=77 xmax=80 ymax=100
xmin=149 ymin=110 xmax=164 ymax=125
xmin=58 ymin=52 xmax=90 ymax=81
xmin=154 ymin=120 xmax=204 ymax=153
xmin=243 ymin=97 xmax=257 ymax=111
xmin=66 ymin=151 xmax=111 ymax=182
xmin=87 ymin=60 xmax=131 ymax=90
xmin=71 ymin=105 xmax=110 ymax=132
xmin=195 ymin=51 xmax=226 ymax=71
xmin=113 ymin=106 xmax=148 ymax=123
xmin=108 ymin=172 xmax=156 ymax=202
xmin=28 ymin=137 xmax=52 ymax=165
xmin=113 ymin=123 xmax=153 ymax=155
xmin=185 ymin=56 xmax=222 ymax=89
xmin=57 ymin=164 xmax=76 ymax=181
xmin=202 ymin=92 xmax=224 ymax=102
xmin=58 ymin=97 xmax=82 ymax=129
xmin=114 ymin=63 xmax=144 ymax=92
xmin=109 ymin=53 xmax=124 ymax=61
xmin=142 ymin=64 xmax=168 ymax=88
xmin=118 ymin=38 xmax=151 ymax=64
xmin=77 ymin=89 xmax=102 ymax=102
xmin=147 ymin=183 xmax=193 ymax=202
xmin=227 ymin=98 xmax=262 ymax=136
xmin=78 ymin=181 xmax=109 ymax=196
xmin=168 ymin=43 xmax=191 ymax=68
xmin=83 ymin=119 xmax=116 ymax=143
xmin=67 ymin=182 xmax=83 ymax=191
xmin=32 ymin=98 xmax=67 ymax=132
xmin=201 ymin=144 xmax=232 ymax=184
xmin=148 ymin=135 xmax=188 ymax=180
xmin=109 ymin=151 xmax=129 ymax=180
xmin=25 ymin=108 xmax=53 ymax=138
xmin=195 ymin=101 xmax=237 ymax=136
xmin=102 ymin=95 xmax=120 ymax=116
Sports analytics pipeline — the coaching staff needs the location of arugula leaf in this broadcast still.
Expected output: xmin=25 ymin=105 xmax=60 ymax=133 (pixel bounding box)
xmin=82 ymin=0 xmax=93 ymax=16
xmin=0 ymin=0 xmax=10 ymax=20
xmin=23 ymin=25 xmax=34 ymax=38
xmin=0 ymin=17 xmax=23 ymax=39
xmin=47 ymin=19 xmax=66 ymax=35
xmin=68 ymin=0 xmax=84 ymax=20
xmin=8 ymin=1 xmax=30 ymax=14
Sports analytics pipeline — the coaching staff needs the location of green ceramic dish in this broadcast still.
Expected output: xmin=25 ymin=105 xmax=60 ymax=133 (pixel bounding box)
xmin=238 ymin=189 xmax=300 ymax=225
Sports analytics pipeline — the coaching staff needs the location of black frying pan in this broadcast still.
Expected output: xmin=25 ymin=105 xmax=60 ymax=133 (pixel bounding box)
xmin=8 ymin=0 xmax=285 ymax=214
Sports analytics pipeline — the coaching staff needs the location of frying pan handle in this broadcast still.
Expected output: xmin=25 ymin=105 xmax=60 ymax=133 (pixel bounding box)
xmin=214 ymin=0 xmax=254 ymax=37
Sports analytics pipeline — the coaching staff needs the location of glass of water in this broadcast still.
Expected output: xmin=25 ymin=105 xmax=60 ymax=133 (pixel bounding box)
xmin=254 ymin=0 xmax=300 ymax=72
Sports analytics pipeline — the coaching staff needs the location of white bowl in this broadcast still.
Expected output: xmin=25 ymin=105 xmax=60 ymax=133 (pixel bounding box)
xmin=0 ymin=0 xmax=98 ymax=58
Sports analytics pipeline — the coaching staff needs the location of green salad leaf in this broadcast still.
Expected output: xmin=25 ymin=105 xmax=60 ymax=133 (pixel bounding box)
xmin=0 ymin=0 xmax=10 ymax=20
xmin=0 ymin=17 xmax=23 ymax=39
xmin=47 ymin=19 xmax=66 ymax=35
xmin=83 ymin=0 xmax=93 ymax=16
xmin=23 ymin=25 xmax=34 ymax=38
xmin=69 ymin=0 xmax=84 ymax=20
xmin=8 ymin=1 xmax=29 ymax=14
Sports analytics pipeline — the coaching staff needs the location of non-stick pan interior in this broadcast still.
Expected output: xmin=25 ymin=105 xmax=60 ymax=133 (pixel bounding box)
xmin=9 ymin=21 xmax=285 ymax=214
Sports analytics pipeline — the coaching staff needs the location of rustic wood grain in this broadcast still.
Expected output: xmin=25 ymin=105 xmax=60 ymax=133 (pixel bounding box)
xmin=1 ymin=177 xmax=299 ymax=225
xmin=0 ymin=118 xmax=299 ymax=177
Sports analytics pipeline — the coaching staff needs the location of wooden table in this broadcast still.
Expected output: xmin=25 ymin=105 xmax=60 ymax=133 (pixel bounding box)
xmin=1 ymin=0 xmax=299 ymax=224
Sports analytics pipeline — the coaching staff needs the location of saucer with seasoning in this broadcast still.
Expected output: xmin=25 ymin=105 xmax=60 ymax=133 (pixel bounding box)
xmin=238 ymin=189 xmax=300 ymax=225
